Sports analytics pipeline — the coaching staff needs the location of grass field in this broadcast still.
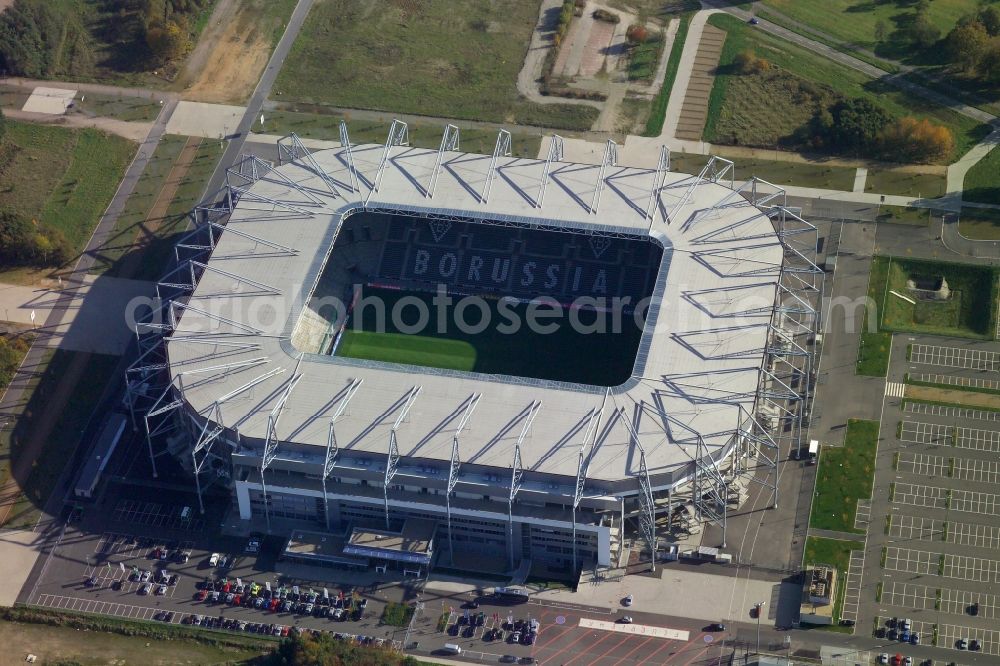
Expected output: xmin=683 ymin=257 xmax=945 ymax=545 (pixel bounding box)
xmin=810 ymin=419 xmax=880 ymax=533
xmin=866 ymin=169 xmax=947 ymax=199
xmin=704 ymin=14 xmax=990 ymax=164
xmin=272 ymin=0 xmax=599 ymax=131
xmin=264 ymin=110 xmax=544 ymax=157
xmin=802 ymin=536 xmax=865 ymax=627
xmin=958 ymin=206 xmax=1000 ymax=240
xmin=0 ymin=120 xmax=135 ymax=282
xmin=73 ymin=92 xmax=163 ymax=122
xmin=760 ymin=0 xmax=979 ymax=57
xmin=337 ymin=287 xmax=643 ymax=386
xmin=868 ymin=256 xmax=998 ymax=339
xmin=94 ymin=135 xmax=223 ymax=279
xmin=963 ymin=145 xmax=1000 ymax=205
xmin=670 ymin=152 xmax=857 ymax=190
xmin=1 ymin=350 xmax=119 ymax=529
xmin=876 ymin=205 xmax=937 ymax=227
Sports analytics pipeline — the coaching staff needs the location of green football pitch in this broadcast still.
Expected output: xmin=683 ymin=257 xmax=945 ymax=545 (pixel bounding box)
xmin=335 ymin=287 xmax=644 ymax=386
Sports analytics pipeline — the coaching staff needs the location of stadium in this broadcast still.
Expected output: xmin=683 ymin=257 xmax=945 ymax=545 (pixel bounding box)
xmin=126 ymin=123 xmax=821 ymax=581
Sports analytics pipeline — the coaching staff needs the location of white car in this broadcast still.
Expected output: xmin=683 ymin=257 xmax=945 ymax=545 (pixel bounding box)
xmin=623 ymin=594 xmax=633 ymax=607
xmin=619 ymin=616 xmax=633 ymax=624
xmin=208 ymin=553 xmax=220 ymax=567
xmin=877 ymin=654 xmax=888 ymax=665
xmin=901 ymin=618 xmax=912 ymax=631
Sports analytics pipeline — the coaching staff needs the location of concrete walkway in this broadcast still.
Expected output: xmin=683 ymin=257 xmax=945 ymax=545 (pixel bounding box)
xmin=853 ymin=168 xmax=867 ymax=194
xmin=675 ymin=24 xmax=726 ymax=141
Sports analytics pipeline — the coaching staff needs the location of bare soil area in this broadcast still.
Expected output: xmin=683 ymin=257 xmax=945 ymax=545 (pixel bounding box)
xmin=179 ymin=0 xmax=277 ymax=104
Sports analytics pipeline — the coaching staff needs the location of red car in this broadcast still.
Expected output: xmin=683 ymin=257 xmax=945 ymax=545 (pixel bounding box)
xmin=233 ymin=594 xmax=242 ymax=606
xmin=222 ymin=582 xmax=231 ymax=593
xmin=270 ymin=598 xmax=281 ymax=612
xmin=195 ymin=590 xmax=207 ymax=601
xmin=281 ymin=626 xmax=290 ymax=637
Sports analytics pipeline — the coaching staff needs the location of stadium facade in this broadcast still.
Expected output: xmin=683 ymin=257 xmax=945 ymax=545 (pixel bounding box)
xmin=125 ymin=124 xmax=821 ymax=579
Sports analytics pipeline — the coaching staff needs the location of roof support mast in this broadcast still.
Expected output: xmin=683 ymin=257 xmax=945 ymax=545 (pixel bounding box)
xmin=590 ymin=139 xmax=617 ymax=214
xmin=572 ymin=389 xmax=610 ymax=576
xmin=446 ymin=394 xmax=482 ymax=565
xmin=323 ymin=378 xmax=363 ymax=530
xmin=427 ymin=124 xmax=460 ymax=198
xmin=481 ymin=129 xmax=511 ymax=204
xmin=366 ymin=119 xmax=409 ymax=205
xmin=507 ymin=401 xmax=542 ymax=568
xmin=537 ymin=135 xmax=563 ymax=208
xmin=259 ymin=364 xmax=303 ymax=532
xmin=383 ymin=386 xmax=422 ymax=529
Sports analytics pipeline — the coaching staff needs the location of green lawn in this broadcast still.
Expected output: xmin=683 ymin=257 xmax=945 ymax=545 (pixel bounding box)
xmin=0 ymin=334 xmax=31 ymax=390
xmin=644 ymin=13 xmax=691 ymax=137
xmin=670 ymin=152 xmax=856 ymax=190
xmin=866 ymin=169 xmax=947 ymax=198
xmin=963 ymin=144 xmax=1000 ymax=205
xmin=2 ymin=350 xmax=120 ymax=529
xmin=958 ymin=206 xmax=1000 ymax=240
xmin=760 ymin=0 xmax=979 ymax=56
xmin=337 ymin=287 xmax=644 ymax=386
xmin=272 ymin=0 xmax=599 ymax=131
xmin=868 ymin=256 xmax=998 ymax=339
xmin=810 ymin=419 xmax=880 ymax=533
xmin=123 ymin=139 xmax=225 ymax=282
xmin=91 ymin=134 xmax=188 ymax=275
xmin=704 ymin=14 xmax=991 ymax=165
xmin=264 ymin=111 xmax=544 ymax=158
xmin=802 ymin=536 xmax=865 ymax=627
xmin=857 ymin=250 xmax=892 ymax=378
xmin=0 ymin=120 xmax=135 ymax=281
xmin=380 ymin=602 xmax=416 ymax=628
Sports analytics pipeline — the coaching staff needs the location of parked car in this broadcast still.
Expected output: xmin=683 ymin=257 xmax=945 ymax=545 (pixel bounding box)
xmin=619 ymin=616 xmax=633 ymax=624
xmin=139 ymin=583 xmax=151 ymax=595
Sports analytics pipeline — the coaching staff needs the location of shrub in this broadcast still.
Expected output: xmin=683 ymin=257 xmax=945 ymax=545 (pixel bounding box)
xmin=733 ymin=49 xmax=770 ymax=74
xmin=945 ymin=20 xmax=988 ymax=71
xmin=555 ymin=0 xmax=575 ymax=45
xmin=0 ymin=207 xmax=73 ymax=268
xmin=626 ymin=24 xmax=649 ymax=44
xmin=592 ymin=8 xmax=620 ymax=23
xmin=879 ymin=116 xmax=955 ymax=163
xmin=812 ymin=97 xmax=893 ymax=155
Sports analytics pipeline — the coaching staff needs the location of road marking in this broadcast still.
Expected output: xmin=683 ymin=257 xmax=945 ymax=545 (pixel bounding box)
xmin=579 ymin=618 xmax=689 ymax=641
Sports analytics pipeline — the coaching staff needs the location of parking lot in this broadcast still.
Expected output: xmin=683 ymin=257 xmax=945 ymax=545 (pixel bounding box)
xmin=22 ymin=483 xmax=419 ymax=653
xmin=864 ymin=337 xmax=1000 ymax=662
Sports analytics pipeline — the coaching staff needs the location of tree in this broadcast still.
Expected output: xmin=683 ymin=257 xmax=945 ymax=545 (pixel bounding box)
xmin=145 ymin=19 xmax=190 ymax=64
xmin=907 ymin=13 xmax=941 ymax=49
xmin=825 ymin=97 xmax=893 ymax=154
xmin=875 ymin=19 xmax=888 ymax=42
xmin=946 ymin=20 xmax=989 ymax=71
xmin=879 ymin=116 xmax=955 ymax=163
xmin=733 ymin=49 xmax=770 ymax=74
xmin=626 ymin=24 xmax=648 ymax=44
xmin=979 ymin=38 xmax=1000 ymax=83
xmin=979 ymin=6 xmax=1000 ymax=36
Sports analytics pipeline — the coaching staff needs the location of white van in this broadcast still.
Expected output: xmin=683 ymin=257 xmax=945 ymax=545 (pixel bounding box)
xmin=442 ymin=644 xmax=462 ymax=655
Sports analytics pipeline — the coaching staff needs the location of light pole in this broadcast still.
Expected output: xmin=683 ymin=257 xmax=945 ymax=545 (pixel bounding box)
xmin=755 ymin=601 xmax=766 ymax=656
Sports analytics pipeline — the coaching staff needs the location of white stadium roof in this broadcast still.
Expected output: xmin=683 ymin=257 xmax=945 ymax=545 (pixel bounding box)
xmin=166 ymin=140 xmax=785 ymax=485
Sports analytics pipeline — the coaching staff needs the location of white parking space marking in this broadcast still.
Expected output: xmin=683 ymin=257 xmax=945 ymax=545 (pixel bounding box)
xmin=900 ymin=421 xmax=953 ymax=445
xmin=906 ymin=402 xmax=1000 ymax=423
xmin=578 ymin=618 xmax=688 ymax=640
xmin=910 ymin=344 xmax=1000 ymax=370
xmin=897 ymin=452 xmax=949 ymax=477
xmin=892 ymin=482 xmax=948 ymax=509
xmin=953 ymin=458 xmax=1000 ymax=484
xmin=884 ymin=582 xmax=936 ymax=611
xmin=854 ymin=500 xmax=871 ymax=531
xmin=943 ymin=554 xmax=1000 ymax=583
xmin=841 ymin=549 xmax=865 ymax=622
xmin=939 ymin=588 xmax=1000 ymax=619
xmin=956 ymin=427 xmax=1000 ymax=453
xmin=938 ymin=623 xmax=1000 ymax=655
xmin=947 ymin=521 xmax=1000 ymax=549
xmin=951 ymin=488 xmax=1000 ymax=514
xmin=875 ymin=615 xmax=934 ymax=646
xmin=33 ymin=594 xmax=168 ymax=623
xmin=912 ymin=373 xmax=1000 ymax=391
xmin=888 ymin=515 xmax=944 ymax=542
xmin=884 ymin=547 xmax=940 ymax=575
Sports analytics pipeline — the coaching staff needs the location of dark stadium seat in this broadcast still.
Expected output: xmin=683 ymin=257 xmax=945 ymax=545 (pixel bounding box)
xmin=377 ymin=242 xmax=409 ymax=280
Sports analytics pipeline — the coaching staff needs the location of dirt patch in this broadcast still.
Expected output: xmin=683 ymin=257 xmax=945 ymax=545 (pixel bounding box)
xmin=180 ymin=0 xmax=275 ymax=104
xmin=0 ymin=0 xmax=14 ymax=13
xmin=906 ymin=385 xmax=1000 ymax=410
